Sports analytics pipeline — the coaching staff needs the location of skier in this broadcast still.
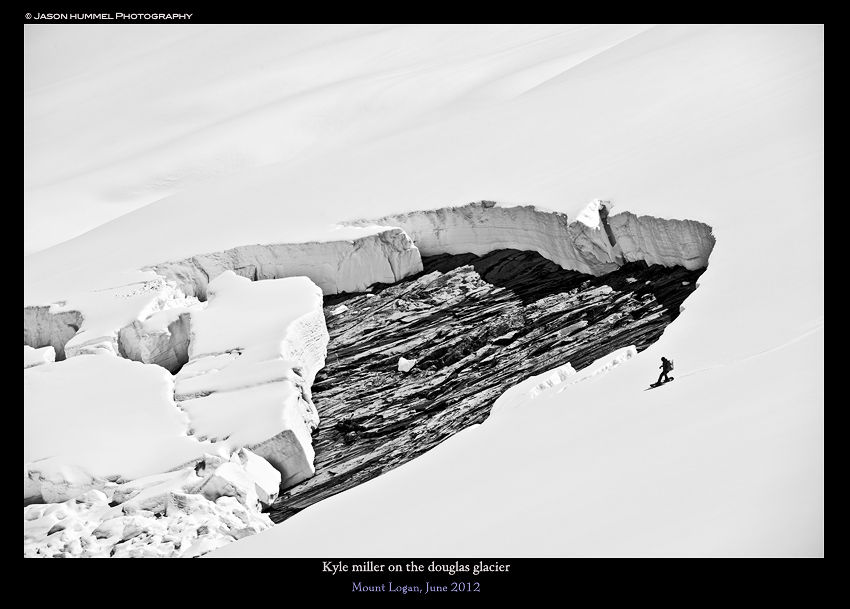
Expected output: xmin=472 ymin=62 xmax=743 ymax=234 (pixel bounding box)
xmin=656 ymin=357 xmax=673 ymax=385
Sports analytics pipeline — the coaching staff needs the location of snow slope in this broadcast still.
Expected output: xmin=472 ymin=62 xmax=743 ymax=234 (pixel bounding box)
xmin=24 ymin=24 xmax=652 ymax=256
xmin=24 ymin=24 xmax=823 ymax=556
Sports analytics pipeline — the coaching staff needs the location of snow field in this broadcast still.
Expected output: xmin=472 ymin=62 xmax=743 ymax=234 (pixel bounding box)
xmin=25 ymin=24 xmax=823 ymax=557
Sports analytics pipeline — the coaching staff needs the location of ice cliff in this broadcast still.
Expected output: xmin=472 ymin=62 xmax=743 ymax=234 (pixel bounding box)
xmin=346 ymin=200 xmax=714 ymax=276
xmin=23 ymin=200 xmax=713 ymax=366
xmin=145 ymin=227 xmax=423 ymax=300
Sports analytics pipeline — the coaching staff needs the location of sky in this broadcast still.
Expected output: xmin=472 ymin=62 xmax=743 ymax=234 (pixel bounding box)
xmin=24 ymin=24 xmax=823 ymax=557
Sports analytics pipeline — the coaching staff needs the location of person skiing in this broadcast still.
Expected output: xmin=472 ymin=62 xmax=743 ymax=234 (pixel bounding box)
xmin=657 ymin=357 xmax=673 ymax=385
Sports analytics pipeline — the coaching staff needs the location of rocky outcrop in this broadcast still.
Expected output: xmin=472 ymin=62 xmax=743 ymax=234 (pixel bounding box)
xmin=270 ymin=249 xmax=705 ymax=522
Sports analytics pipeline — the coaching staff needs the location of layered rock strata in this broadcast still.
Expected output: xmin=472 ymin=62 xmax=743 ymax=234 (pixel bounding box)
xmin=270 ymin=249 xmax=705 ymax=522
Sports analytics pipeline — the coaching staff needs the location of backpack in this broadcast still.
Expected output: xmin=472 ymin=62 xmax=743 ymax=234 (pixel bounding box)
xmin=670 ymin=360 xmax=674 ymax=371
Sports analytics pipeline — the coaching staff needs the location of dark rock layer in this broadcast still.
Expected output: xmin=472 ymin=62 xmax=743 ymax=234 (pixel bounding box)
xmin=269 ymin=249 xmax=704 ymax=522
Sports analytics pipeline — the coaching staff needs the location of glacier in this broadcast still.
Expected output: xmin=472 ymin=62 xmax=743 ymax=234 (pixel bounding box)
xmin=23 ymin=199 xmax=713 ymax=508
xmin=23 ymin=200 xmax=713 ymax=367
xmin=24 ymin=271 xmax=330 ymax=507
xmin=24 ymin=23 xmax=822 ymax=559
xmin=23 ymin=197 xmax=715 ymax=559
